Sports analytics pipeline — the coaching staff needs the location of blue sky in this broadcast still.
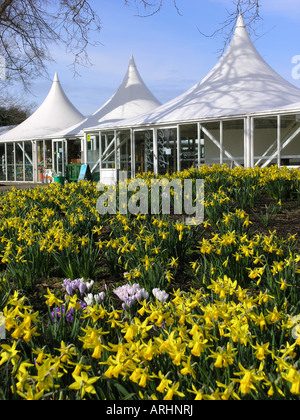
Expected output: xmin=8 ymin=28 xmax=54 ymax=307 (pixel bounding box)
xmin=16 ymin=0 xmax=300 ymax=115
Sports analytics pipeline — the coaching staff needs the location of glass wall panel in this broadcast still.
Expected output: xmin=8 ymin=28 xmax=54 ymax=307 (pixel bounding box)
xmin=200 ymin=122 xmax=220 ymax=166
xmin=253 ymin=117 xmax=278 ymax=167
xmin=179 ymin=124 xmax=201 ymax=170
xmin=0 ymin=144 xmax=6 ymax=181
xmin=53 ymin=141 xmax=67 ymax=175
xmin=24 ymin=142 xmax=33 ymax=181
xmin=223 ymin=120 xmax=244 ymax=166
xmin=7 ymin=143 xmax=14 ymax=181
xmin=86 ymin=135 xmax=99 ymax=181
xmin=101 ymin=132 xmax=115 ymax=169
xmin=135 ymin=130 xmax=153 ymax=174
xmin=157 ymin=128 xmax=177 ymax=175
xmin=37 ymin=141 xmax=44 ymax=180
xmin=252 ymin=115 xmax=300 ymax=167
xmin=68 ymin=139 xmax=82 ymax=165
xmin=87 ymin=134 xmax=99 ymax=168
xmin=45 ymin=140 xmax=52 ymax=169
xmin=200 ymin=120 xmax=244 ymax=167
xmin=16 ymin=143 xmax=24 ymax=181
xmin=118 ymin=131 xmax=131 ymax=174
xmin=278 ymin=114 xmax=300 ymax=166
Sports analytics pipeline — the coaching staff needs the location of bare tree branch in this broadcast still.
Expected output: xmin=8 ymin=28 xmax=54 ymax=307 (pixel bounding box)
xmin=0 ymin=0 xmax=102 ymax=85
xmin=124 ymin=0 xmax=182 ymax=17
xmin=198 ymin=0 xmax=261 ymax=55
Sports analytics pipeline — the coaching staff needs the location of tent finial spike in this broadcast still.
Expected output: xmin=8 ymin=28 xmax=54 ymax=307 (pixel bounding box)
xmin=53 ymin=72 xmax=60 ymax=82
xmin=236 ymin=11 xmax=246 ymax=28
xmin=129 ymin=55 xmax=136 ymax=67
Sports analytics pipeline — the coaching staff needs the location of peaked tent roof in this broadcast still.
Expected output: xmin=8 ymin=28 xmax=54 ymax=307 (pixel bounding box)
xmin=0 ymin=73 xmax=84 ymax=142
xmin=51 ymin=55 xmax=161 ymax=138
xmin=97 ymin=14 xmax=300 ymax=129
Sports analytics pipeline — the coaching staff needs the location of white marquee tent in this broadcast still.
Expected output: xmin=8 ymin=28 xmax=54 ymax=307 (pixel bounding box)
xmin=108 ymin=14 xmax=300 ymax=124
xmin=51 ymin=55 xmax=161 ymax=139
xmin=0 ymin=57 xmax=161 ymax=183
xmin=85 ymin=14 xmax=300 ymax=181
xmin=0 ymin=73 xmax=84 ymax=182
xmin=48 ymin=56 xmax=161 ymax=183
xmin=0 ymin=73 xmax=84 ymax=142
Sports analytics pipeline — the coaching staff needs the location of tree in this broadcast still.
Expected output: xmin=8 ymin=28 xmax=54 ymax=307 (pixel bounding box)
xmin=0 ymin=0 xmax=102 ymax=84
xmin=0 ymin=104 xmax=30 ymax=127
xmin=0 ymin=90 xmax=35 ymax=125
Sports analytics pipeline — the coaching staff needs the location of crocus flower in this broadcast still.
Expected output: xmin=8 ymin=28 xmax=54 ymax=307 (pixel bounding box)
xmin=94 ymin=292 xmax=105 ymax=304
xmin=84 ymin=294 xmax=94 ymax=306
xmin=114 ymin=284 xmax=149 ymax=309
xmin=78 ymin=282 xmax=87 ymax=295
xmin=86 ymin=280 xmax=94 ymax=292
xmin=152 ymin=288 xmax=169 ymax=303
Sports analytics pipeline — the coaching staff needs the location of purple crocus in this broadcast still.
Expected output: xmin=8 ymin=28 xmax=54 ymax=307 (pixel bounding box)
xmin=51 ymin=305 xmax=74 ymax=323
xmin=113 ymin=283 xmax=149 ymax=310
xmin=78 ymin=281 xmax=87 ymax=295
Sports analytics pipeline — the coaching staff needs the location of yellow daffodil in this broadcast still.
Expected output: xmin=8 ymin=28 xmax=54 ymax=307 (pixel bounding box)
xmin=17 ymin=386 xmax=44 ymax=401
xmin=0 ymin=341 xmax=19 ymax=366
xmin=69 ymin=371 xmax=99 ymax=398
xmin=44 ymin=288 xmax=63 ymax=308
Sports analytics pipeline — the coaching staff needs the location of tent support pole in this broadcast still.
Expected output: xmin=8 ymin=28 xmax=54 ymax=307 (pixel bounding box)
xmin=52 ymin=141 xmax=55 ymax=173
xmin=114 ymin=130 xmax=118 ymax=183
xmin=131 ymin=129 xmax=135 ymax=179
xmin=277 ymin=115 xmax=281 ymax=168
xmin=65 ymin=139 xmax=68 ymax=169
xmin=13 ymin=143 xmax=16 ymax=182
xmin=250 ymin=117 xmax=255 ymax=168
xmin=219 ymin=121 xmax=223 ymax=165
xmin=244 ymin=117 xmax=251 ymax=168
xmin=23 ymin=142 xmax=25 ymax=182
xmin=197 ymin=124 xmax=202 ymax=167
xmin=153 ymin=128 xmax=158 ymax=175
xmin=32 ymin=141 xmax=37 ymax=183
xmin=83 ymin=133 xmax=88 ymax=165
xmin=99 ymin=131 xmax=102 ymax=180
xmin=177 ymin=125 xmax=181 ymax=172
xmin=4 ymin=143 xmax=7 ymax=182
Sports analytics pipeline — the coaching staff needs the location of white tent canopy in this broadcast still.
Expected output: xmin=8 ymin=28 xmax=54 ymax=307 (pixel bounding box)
xmin=91 ymin=14 xmax=300 ymax=130
xmin=51 ymin=55 xmax=161 ymax=138
xmin=0 ymin=73 xmax=84 ymax=142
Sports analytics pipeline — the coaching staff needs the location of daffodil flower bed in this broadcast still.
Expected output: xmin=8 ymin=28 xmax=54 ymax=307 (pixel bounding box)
xmin=0 ymin=165 xmax=300 ymax=400
xmin=1 ymin=277 xmax=300 ymax=400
